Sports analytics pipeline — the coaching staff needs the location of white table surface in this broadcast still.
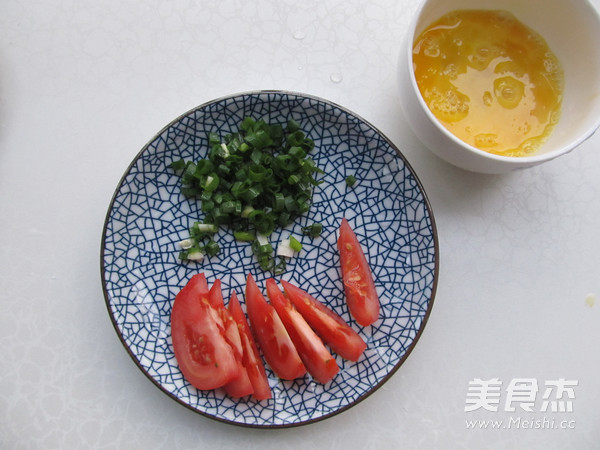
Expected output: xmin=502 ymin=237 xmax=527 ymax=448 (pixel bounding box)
xmin=2 ymin=1 xmax=599 ymax=449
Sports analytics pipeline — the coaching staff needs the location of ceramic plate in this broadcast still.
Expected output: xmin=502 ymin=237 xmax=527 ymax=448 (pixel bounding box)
xmin=101 ymin=91 xmax=438 ymax=428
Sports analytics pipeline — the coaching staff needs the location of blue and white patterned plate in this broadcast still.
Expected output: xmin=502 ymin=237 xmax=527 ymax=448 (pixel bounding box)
xmin=101 ymin=91 xmax=438 ymax=428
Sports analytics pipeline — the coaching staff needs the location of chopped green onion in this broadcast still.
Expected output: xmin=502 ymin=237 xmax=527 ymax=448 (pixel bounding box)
xmin=256 ymin=233 xmax=269 ymax=246
xmin=288 ymin=174 xmax=301 ymax=185
xmin=178 ymin=239 xmax=193 ymax=249
xmin=197 ymin=223 xmax=218 ymax=233
xmin=241 ymin=205 xmax=255 ymax=218
xmin=289 ymin=235 xmax=302 ymax=252
xmin=170 ymin=159 xmax=186 ymax=171
xmin=273 ymin=192 xmax=285 ymax=211
xmin=248 ymin=164 xmax=267 ymax=182
xmin=204 ymin=174 xmax=219 ymax=192
xmin=234 ymin=230 xmax=256 ymax=241
xmin=302 ymin=223 xmax=323 ymax=238
xmin=345 ymin=175 xmax=357 ymax=187
xmin=276 ymin=239 xmax=295 ymax=258
xmin=195 ymin=159 xmax=213 ymax=176
xmin=187 ymin=251 xmax=205 ymax=262
xmin=170 ymin=117 xmax=323 ymax=271
xmin=273 ymin=258 xmax=287 ymax=274
xmin=204 ymin=240 xmax=220 ymax=257
xmin=208 ymin=132 xmax=220 ymax=146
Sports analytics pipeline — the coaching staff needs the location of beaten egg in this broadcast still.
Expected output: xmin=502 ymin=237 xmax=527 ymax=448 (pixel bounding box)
xmin=412 ymin=10 xmax=564 ymax=157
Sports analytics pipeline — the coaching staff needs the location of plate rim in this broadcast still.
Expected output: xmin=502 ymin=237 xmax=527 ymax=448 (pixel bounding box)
xmin=99 ymin=89 xmax=440 ymax=428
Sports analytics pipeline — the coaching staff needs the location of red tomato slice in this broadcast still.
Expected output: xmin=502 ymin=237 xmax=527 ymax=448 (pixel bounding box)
xmin=228 ymin=291 xmax=272 ymax=400
xmin=266 ymin=279 xmax=339 ymax=384
xmin=281 ymin=280 xmax=367 ymax=362
xmin=337 ymin=218 xmax=380 ymax=326
xmin=245 ymin=274 xmax=306 ymax=380
xmin=208 ymin=279 xmax=253 ymax=398
xmin=170 ymin=274 xmax=240 ymax=390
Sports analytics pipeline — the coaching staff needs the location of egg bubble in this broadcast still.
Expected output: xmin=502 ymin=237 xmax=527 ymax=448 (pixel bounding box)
xmin=443 ymin=63 xmax=458 ymax=78
xmin=474 ymin=133 xmax=499 ymax=148
xmin=483 ymin=91 xmax=493 ymax=106
xmin=544 ymin=58 xmax=558 ymax=73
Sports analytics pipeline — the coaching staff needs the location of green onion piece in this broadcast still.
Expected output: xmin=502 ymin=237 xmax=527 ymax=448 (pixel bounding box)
xmin=170 ymin=159 xmax=186 ymax=171
xmin=248 ymin=209 xmax=265 ymax=224
xmin=289 ymin=235 xmax=302 ymax=252
xmin=208 ymin=132 xmax=220 ymax=146
xmin=277 ymin=211 xmax=291 ymax=226
xmin=257 ymin=216 xmax=275 ymax=235
xmin=197 ymin=223 xmax=217 ymax=233
xmin=201 ymin=199 xmax=214 ymax=212
xmin=245 ymin=129 xmax=272 ymax=149
xmin=250 ymin=148 xmax=263 ymax=165
xmin=234 ymin=231 xmax=256 ymax=241
xmin=288 ymin=146 xmax=306 ymax=159
xmin=195 ymin=159 xmax=214 ymax=176
xmin=249 ymin=164 xmax=267 ymax=182
xmin=204 ymin=174 xmax=220 ymax=192
xmin=182 ymin=162 xmax=197 ymax=184
xmin=273 ymin=258 xmax=287 ymax=275
xmin=187 ymin=250 xmax=205 ymax=261
xmin=288 ymin=174 xmax=301 ymax=185
xmin=302 ymin=223 xmax=322 ymax=238
xmin=241 ymin=205 xmax=254 ymax=218
xmin=240 ymin=117 xmax=255 ymax=132
xmin=200 ymin=190 xmax=212 ymax=202
xmin=181 ymin=186 xmax=199 ymax=198
xmin=345 ymin=175 xmax=357 ymax=187
xmin=204 ymin=240 xmax=220 ymax=256
xmin=287 ymin=119 xmax=300 ymax=133
xmin=220 ymin=200 xmax=241 ymax=214
xmin=273 ymin=192 xmax=285 ymax=211
xmin=218 ymin=164 xmax=231 ymax=176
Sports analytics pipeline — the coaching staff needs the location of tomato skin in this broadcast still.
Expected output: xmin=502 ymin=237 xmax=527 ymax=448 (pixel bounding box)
xmin=266 ymin=279 xmax=339 ymax=384
xmin=337 ymin=218 xmax=380 ymax=326
xmin=209 ymin=279 xmax=254 ymax=398
xmin=170 ymin=274 xmax=240 ymax=391
xmin=245 ymin=274 xmax=306 ymax=380
xmin=281 ymin=280 xmax=367 ymax=362
xmin=228 ymin=292 xmax=272 ymax=400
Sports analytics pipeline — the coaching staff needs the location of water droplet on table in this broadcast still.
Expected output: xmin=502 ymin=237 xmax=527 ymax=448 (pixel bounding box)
xmin=330 ymin=72 xmax=343 ymax=83
xmin=293 ymin=30 xmax=306 ymax=40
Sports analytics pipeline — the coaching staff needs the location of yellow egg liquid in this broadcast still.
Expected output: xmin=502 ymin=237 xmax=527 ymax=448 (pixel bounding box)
xmin=412 ymin=10 xmax=564 ymax=156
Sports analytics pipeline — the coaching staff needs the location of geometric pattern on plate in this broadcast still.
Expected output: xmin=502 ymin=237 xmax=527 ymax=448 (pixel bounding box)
xmin=101 ymin=90 xmax=439 ymax=427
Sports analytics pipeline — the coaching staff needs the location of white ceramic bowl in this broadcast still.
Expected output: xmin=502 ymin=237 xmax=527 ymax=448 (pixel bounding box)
xmin=398 ymin=0 xmax=600 ymax=174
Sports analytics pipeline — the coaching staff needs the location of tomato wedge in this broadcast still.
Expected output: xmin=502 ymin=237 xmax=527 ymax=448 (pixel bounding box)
xmin=266 ymin=279 xmax=339 ymax=384
xmin=228 ymin=291 xmax=272 ymax=400
xmin=170 ymin=274 xmax=240 ymax=390
xmin=245 ymin=274 xmax=306 ymax=380
xmin=281 ymin=280 xmax=367 ymax=362
xmin=209 ymin=279 xmax=253 ymax=398
xmin=337 ymin=218 xmax=380 ymax=326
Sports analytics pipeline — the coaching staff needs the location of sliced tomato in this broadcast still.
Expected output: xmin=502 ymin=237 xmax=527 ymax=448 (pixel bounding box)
xmin=281 ymin=280 xmax=367 ymax=362
xmin=228 ymin=291 xmax=272 ymax=400
xmin=337 ymin=218 xmax=380 ymax=326
xmin=208 ymin=279 xmax=253 ymax=398
xmin=170 ymin=274 xmax=240 ymax=390
xmin=266 ymin=279 xmax=339 ymax=384
xmin=245 ymin=274 xmax=306 ymax=380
